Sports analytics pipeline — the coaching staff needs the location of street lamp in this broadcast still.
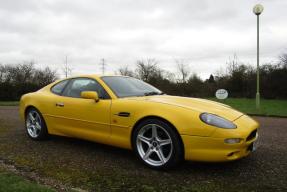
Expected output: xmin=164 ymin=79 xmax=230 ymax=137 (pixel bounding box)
xmin=253 ymin=4 xmax=264 ymax=110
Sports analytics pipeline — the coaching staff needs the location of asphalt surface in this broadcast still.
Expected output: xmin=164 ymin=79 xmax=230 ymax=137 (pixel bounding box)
xmin=0 ymin=106 xmax=286 ymax=192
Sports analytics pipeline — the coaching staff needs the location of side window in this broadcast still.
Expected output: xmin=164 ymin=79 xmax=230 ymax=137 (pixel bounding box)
xmin=62 ymin=78 xmax=109 ymax=99
xmin=51 ymin=80 xmax=69 ymax=95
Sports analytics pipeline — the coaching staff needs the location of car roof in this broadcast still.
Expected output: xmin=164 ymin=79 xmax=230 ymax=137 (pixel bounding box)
xmin=63 ymin=74 xmax=130 ymax=79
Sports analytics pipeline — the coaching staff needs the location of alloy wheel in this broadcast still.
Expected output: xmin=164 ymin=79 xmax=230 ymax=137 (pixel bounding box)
xmin=136 ymin=124 xmax=173 ymax=166
xmin=26 ymin=110 xmax=42 ymax=138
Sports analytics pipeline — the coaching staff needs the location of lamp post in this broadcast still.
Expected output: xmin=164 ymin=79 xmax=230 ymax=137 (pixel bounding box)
xmin=253 ymin=4 xmax=264 ymax=110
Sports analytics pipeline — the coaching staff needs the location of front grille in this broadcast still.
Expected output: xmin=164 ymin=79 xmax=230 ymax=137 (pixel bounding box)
xmin=246 ymin=129 xmax=257 ymax=141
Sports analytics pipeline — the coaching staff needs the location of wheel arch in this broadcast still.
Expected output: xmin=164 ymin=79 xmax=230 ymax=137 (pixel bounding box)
xmin=24 ymin=105 xmax=46 ymax=126
xmin=24 ymin=105 xmax=39 ymax=117
xmin=131 ymin=115 xmax=185 ymax=158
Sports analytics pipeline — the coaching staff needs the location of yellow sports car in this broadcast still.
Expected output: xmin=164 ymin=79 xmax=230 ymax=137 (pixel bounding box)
xmin=20 ymin=75 xmax=259 ymax=169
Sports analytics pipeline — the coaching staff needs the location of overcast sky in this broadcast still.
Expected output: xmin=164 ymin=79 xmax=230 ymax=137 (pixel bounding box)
xmin=0 ymin=0 xmax=286 ymax=79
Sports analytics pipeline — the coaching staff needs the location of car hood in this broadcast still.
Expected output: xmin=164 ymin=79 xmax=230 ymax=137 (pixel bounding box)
xmin=128 ymin=95 xmax=243 ymax=121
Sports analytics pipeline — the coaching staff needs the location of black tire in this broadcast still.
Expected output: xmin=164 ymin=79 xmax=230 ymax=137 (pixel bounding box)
xmin=25 ymin=107 xmax=49 ymax=140
xmin=132 ymin=118 xmax=183 ymax=170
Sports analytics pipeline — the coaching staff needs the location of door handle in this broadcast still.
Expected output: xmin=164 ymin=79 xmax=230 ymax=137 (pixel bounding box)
xmin=56 ymin=102 xmax=64 ymax=107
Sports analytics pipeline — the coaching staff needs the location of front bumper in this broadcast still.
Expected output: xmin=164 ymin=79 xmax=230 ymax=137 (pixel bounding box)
xmin=182 ymin=115 xmax=259 ymax=162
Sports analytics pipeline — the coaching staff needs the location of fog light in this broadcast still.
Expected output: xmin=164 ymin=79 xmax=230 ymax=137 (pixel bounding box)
xmin=224 ymin=138 xmax=242 ymax=144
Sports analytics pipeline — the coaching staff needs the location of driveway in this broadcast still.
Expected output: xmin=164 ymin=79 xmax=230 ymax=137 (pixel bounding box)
xmin=0 ymin=106 xmax=286 ymax=192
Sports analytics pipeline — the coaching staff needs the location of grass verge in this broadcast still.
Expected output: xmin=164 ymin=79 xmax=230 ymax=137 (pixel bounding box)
xmin=209 ymin=98 xmax=287 ymax=117
xmin=0 ymin=101 xmax=19 ymax=106
xmin=0 ymin=169 xmax=54 ymax=192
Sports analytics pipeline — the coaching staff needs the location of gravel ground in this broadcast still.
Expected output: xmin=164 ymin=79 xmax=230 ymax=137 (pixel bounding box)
xmin=0 ymin=106 xmax=286 ymax=192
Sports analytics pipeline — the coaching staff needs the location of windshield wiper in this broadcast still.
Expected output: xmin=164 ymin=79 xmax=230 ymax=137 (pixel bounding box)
xmin=144 ymin=91 xmax=165 ymax=96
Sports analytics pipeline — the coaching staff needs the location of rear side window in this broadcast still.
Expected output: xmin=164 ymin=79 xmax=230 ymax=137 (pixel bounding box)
xmin=51 ymin=80 xmax=69 ymax=95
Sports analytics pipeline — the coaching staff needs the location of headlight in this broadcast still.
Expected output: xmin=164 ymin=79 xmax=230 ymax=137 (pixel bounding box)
xmin=200 ymin=113 xmax=237 ymax=129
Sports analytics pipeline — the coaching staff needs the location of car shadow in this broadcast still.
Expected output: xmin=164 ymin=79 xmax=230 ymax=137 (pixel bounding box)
xmin=45 ymin=134 xmax=259 ymax=174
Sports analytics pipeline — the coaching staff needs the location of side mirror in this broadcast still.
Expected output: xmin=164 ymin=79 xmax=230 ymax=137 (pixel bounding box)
xmin=81 ymin=91 xmax=100 ymax=102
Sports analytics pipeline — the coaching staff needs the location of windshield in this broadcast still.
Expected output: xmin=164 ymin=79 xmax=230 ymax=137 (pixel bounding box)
xmin=101 ymin=76 xmax=163 ymax=98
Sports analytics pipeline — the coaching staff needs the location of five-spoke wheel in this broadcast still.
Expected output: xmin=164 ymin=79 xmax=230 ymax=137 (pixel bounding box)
xmin=133 ymin=119 xmax=183 ymax=169
xmin=25 ymin=108 xmax=48 ymax=140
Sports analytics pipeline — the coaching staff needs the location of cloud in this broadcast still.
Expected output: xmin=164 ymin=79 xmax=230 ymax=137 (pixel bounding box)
xmin=0 ymin=0 xmax=286 ymax=78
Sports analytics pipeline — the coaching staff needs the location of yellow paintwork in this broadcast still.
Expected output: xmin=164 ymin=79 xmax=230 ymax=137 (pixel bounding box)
xmin=19 ymin=74 xmax=259 ymax=162
xmin=81 ymin=91 xmax=99 ymax=101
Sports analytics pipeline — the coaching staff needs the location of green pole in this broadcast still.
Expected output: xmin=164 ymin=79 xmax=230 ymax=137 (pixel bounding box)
xmin=256 ymin=14 xmax=260 ymax=110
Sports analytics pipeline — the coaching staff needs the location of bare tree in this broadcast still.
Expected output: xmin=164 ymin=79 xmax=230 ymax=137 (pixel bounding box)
xmin=164 ymin=70 xmax=176 ymax=82
xmin=20 ymin=61 xmax=35 ymax=83
xmin=0 ymin=64 xmax=5 ymax=83
xmin=136 ymin=58 xmax=158 ymax=81
xmin=4 ymin=61 xmax=35 ymax=84
xmin=175 ymin=59 xmax=190 ymax=83
xmin=279 ymin=53 xmax=287 ymax=68
xmin=62 ymin=56 xmax=72 ymax=78
xmin=34 ymin=67 xmax=58 ymax=86
xmin=214 ymin=66 xmax=226 ymax=79
xmin=0 ymin=61 xmax=57 ymax=86
xmin=118 ymin=65 xmax=134 ymax=77
xmin=226 ymin=53 xmax=239 ymax=75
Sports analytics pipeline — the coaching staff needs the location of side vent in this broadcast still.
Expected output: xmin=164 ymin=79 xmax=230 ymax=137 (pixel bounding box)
xmin=117 ymin=112 xmax=130 ymax=117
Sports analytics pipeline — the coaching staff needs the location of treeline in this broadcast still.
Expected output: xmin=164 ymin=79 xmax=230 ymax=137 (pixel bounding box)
xmin=1 ymin=53 xmax=287 ymax=101
xmin=0 ymin=62 xmax=57 ymax=101
xmin=118 ymin=54 xmax=287 ymax=99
